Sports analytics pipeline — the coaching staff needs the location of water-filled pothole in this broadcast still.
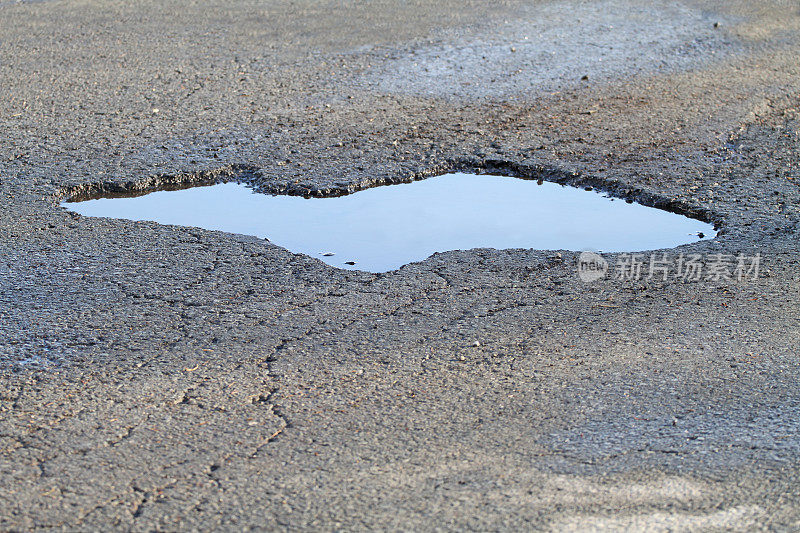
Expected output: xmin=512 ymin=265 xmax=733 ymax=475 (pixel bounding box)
xmin=63 ymin=172 xmax=715 ymax=272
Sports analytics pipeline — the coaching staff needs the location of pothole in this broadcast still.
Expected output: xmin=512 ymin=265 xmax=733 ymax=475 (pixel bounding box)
xmin=62 ymin=172 xmax=716 ymax=272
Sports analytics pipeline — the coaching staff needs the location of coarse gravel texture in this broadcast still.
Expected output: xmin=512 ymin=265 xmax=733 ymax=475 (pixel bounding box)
xmin=1 ymin=0 xmax=800 ymax=530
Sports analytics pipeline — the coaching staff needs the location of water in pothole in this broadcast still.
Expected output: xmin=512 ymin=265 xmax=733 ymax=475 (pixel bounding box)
xmin=63 ymin=172 xmax=715 ymax=272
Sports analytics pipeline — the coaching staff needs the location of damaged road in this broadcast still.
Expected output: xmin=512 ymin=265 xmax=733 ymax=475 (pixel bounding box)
xmin=1 ymin=0 xmax=800 ymax=529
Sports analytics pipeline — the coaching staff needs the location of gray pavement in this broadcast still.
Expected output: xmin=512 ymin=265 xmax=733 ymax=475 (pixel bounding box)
xmin=1 ymin=0 xmax=799 ymax=530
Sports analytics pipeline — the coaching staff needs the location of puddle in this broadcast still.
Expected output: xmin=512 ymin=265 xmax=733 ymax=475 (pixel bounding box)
xmin=63 ymin=173 xmax=715 ymax=272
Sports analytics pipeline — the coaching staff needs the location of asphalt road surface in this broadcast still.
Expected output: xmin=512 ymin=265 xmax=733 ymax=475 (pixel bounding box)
xmin=1 ymin=0 xmax=799 ymax=530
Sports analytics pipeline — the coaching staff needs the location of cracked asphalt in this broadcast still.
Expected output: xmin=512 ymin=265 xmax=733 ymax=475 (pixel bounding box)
xmin=1 ymin=0 xmax=799 ymax=530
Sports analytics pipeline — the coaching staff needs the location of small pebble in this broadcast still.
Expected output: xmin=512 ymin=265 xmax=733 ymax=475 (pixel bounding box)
xmin=472 ymin=341 xmax=481 ymax=347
